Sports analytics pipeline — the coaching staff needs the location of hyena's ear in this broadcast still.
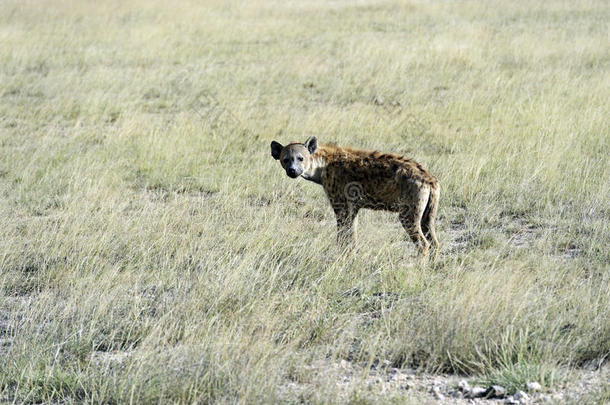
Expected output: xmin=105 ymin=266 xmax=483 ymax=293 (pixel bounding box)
xmin=271 ymin=141 xmax=283 ymax=160
xmin=304 ymin=136 xmax=318 ymax=154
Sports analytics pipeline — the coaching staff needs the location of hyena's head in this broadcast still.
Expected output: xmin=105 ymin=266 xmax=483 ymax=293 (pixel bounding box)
xmin=270 ymin=136 xmax=318 ymax=178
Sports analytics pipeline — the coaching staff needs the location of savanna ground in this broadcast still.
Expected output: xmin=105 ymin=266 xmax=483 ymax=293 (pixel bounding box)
xmin=0 ymin=0 xmax=609 ymax=403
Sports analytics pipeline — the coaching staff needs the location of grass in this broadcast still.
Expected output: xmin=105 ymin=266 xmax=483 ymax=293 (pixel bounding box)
xmin=0 ymin=0 xmax=609 ymax=403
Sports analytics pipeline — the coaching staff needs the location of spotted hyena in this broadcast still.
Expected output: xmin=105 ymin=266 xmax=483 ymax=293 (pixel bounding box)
xmin=270 ymin=136 xmax=439 ymax=254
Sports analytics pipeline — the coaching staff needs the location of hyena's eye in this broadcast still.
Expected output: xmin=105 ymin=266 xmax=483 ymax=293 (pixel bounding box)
xmin=283 ymin=158 xmax=289 ymax=164
xmin=298 ymin=156 xmax=304 ymax=162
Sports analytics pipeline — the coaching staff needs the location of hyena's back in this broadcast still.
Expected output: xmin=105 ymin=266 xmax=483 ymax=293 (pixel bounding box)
xmin=322 ymin=148 xmax=438 ymax=212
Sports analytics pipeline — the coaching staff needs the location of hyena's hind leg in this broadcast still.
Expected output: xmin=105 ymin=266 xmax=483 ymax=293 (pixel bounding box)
xmin=399 ymin=187 xmax=430 ymax=255
xmin=421 ymin=185 xmax=440 ymax=250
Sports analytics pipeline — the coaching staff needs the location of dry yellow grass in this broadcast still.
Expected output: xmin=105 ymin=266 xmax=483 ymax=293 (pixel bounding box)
xmin=0 ymin=0 xmax=608 ymax=403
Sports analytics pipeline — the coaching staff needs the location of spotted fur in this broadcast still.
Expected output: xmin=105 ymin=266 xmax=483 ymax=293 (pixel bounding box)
xmin=271 ymin=136 xmax=439 ymax=254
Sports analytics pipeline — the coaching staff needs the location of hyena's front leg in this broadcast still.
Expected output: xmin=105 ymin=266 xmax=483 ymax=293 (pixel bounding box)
xmin=332 ymin=201 xmax=359 ymax=248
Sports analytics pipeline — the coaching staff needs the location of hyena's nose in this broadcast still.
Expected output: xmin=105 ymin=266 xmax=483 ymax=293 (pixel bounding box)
xmin=287 ymin=168 xmax=297 ymax=177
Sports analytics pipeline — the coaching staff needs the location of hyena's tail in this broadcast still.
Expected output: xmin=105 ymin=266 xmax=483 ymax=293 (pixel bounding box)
xmin=421 ymin=182 xmax=439 ymax=249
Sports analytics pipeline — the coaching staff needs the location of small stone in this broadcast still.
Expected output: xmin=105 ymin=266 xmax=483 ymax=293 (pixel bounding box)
xmin=505 ymin=397 xmax=519 ymax=405
xmin=458 ymin=379 xmax=470 ymax=392
xmin=469 ymin=386 xmax=488 ymax=398
xmin=396 ymin=373 xmax=409 ymax=382
xmin=539 ymin=394 xmax=551 ymax=403
xmin=0 ymin=338 xmax=13 ymax=347
xmin=526 ymin=382 xmax=542 ymax=392
xmin=491 ymin=385 xmax=507 ymax=397
xmin=372 ymin=95 xmax=385 ymax=105
xmin=450 ymin=389 xmax=464 ymax=398
xmin=431 ymin=386 xmax=444 ymax=400
xmin=514 ymin=390 xmax=530 ymax=403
